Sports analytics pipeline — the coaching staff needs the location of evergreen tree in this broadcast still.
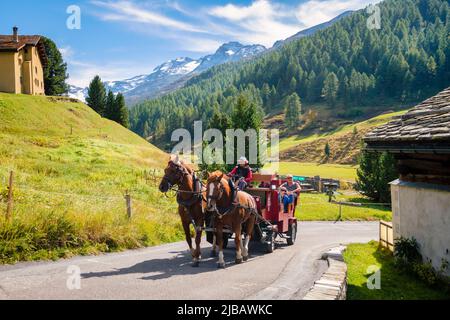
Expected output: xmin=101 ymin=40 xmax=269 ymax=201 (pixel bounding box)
xmin=324 ymin=142 xmax=331 ymax=158
xmin=86 ymin=76 xmax=106 ymax=116
xmin=356 ymin=151 xmax=398 ymax=203
xmin=285 ymin=93 xmax=302 ymax=130
xmin=41 ymin=37 xmax=69 ymax=96
xmin=104 ymin=91 xmax=116 ymax=120
xmin=322 ymin=72 xmax=339 ymax=106
xmin=115 ymin=93 xmax=129 ymax=128
xmin=229 ymin=93 xmax=263 ymax=169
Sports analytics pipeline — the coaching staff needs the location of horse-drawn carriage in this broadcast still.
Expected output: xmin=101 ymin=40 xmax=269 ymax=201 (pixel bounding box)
xmin=159 ymin=156 xmax=299 ymax=268
xmin=205 ymin=173 xmax=298 ymax=253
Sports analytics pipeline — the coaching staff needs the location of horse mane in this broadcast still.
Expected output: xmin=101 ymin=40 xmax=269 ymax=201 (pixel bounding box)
xmin=207 ymin=171 xmax=231 ymax=194
xmin=180 ymin=160 xmax=194 ymax=175
xmin=169 ymin=155 xmax=194 ymax=175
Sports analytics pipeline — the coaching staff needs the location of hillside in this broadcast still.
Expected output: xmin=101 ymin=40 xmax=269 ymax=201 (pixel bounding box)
xmin=0 ymin=94 xmax=181 ymax=264
xmin=273 ymin=110 xmax=408 ymax=164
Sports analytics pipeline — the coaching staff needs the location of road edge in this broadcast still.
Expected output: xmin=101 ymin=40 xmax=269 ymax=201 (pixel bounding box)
xmin=303 ymin=246 xmax=347 ymax=300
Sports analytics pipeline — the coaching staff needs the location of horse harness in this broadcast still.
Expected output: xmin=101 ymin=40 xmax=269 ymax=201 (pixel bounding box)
xmin=163 ymin=163 xmax=204 ymax=231
xmin=207 ymin=179 xmax=258 ymax=221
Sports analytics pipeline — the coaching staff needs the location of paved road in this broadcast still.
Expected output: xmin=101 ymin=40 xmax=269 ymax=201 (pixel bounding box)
xmin=0 ymin=222 xmax=377 ymax=300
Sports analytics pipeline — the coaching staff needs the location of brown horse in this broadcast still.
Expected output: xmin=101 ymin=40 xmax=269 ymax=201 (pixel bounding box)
xmin=206 ymin=171 xmax=257 ymax=268
xmin=159 ymin=155 xmax=206 ymax=267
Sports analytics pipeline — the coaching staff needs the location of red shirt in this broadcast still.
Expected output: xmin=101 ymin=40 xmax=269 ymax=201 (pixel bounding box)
xmin=229 ymin=165 xmax=253 ymax=183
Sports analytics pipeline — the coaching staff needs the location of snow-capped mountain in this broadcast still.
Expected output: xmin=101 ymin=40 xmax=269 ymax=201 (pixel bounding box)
xmin=68 ymin=42 xmax=267 ymax=105
xmin=195 ymin=42 xmax=266 ymax=73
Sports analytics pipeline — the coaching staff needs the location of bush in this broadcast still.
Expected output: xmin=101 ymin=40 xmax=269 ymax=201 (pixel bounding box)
xmin=394 ymin=237 xmax=422 ymax=266
xmin=394 ymin=237 xmax=450 ymax=292
xmin=413 ymin=261 xmax=438 ymax=286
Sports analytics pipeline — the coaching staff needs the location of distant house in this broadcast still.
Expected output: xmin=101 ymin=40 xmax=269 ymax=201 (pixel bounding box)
xmin=0 ymin=27 xmax=47 ymax=95
xmin=365 ymin=87 xmax=450 ymax=276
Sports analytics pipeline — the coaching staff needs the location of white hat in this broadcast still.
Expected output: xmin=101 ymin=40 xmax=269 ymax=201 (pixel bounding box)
xmin=238 ymin=156 xmax=248 ymax=165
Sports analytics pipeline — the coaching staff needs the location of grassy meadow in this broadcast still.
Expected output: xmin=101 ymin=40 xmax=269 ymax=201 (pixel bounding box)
xmin=296 ymin=192 xmax=392 ymax=221
xmin=344 ymin=241 xmax=449 ymax=300
xmin=274 ymin=162 xmax=358 ymax=182
xmin=0 ymin=94 xmax=182 ymax=264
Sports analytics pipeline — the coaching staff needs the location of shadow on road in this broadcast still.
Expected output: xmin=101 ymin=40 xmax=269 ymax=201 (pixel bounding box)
xmin=82 ymin=241 xmax=288 ymax=281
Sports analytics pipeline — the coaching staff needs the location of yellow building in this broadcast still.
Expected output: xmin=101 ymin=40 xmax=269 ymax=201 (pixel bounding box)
xmin=0 ymin=27 xmax=47 ymax=95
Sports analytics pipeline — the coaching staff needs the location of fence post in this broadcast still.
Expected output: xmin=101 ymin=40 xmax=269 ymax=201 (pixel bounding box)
xmin=6 ymin=171 xmax=14 ymax=220
xmin=125 ymin=191 xmax=132 ymax=219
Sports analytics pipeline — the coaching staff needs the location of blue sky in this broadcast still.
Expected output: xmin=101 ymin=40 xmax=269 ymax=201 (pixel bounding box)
xmin=0 ymin=0 xmax=380 ymax=87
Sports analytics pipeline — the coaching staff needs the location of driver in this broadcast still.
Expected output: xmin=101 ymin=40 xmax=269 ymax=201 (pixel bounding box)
xmin=228 ymin=156 xmax=253 ymax=190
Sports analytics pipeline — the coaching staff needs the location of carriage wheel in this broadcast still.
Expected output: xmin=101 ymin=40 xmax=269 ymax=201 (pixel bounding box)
xmin=287 ymin=223 xmax=297 ymax=246
xmin=266 ymin=232 xmax=276 ymax=253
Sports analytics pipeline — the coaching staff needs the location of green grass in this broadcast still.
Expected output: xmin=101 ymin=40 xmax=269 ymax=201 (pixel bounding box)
xmin=0 ymin=94 xmax=183 ymax=264
xmin=344 ymin=241 xmax=450 ymax=300
xmin=278 ymin=110 xmax=407 ymax=152
xmin=296 ymin=193 xmax=392 ymax=221
xmin=272 ymin=162 xmax=358 ymax=181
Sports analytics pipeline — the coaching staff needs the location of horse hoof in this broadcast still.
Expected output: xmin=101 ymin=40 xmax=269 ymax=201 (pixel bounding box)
xmin=243 ymin=256 xmax=249 ymax=262
xmin=192 ymin=261 xmax=200 ymax=268
xmin=235 ymin=258 xmax=243 ymax=264
xmin=217 ymin=263 xmax=225 ymax=269
xmin=210 ymin=251 xmax=217 ymax=257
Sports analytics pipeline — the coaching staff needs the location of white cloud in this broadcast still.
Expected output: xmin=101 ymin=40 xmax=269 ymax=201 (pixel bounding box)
xmin=296 ymin=0 xmax=382 ymax=28
xmin=59 ymin=46 xmax=74 ymax=60
xmin=207 ymin=0 xmax=300 ymax=47
xmin=91 ymin=0 xmax=205 ymax=33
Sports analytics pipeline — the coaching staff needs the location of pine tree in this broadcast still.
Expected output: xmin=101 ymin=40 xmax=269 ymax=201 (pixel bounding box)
xmin=322 ymin=72 xmax=339 ymax=106
xmin=115 ymin=93 xmax=129 ymax=128
xmin=86 ymin=76 xmax=106 ymax=116
xmin=285 ymin=93 xmax=302 ymax=130
xmin=324 ymin=142 xmax=331 ymax=158
xmin=41 ymin=37 xmax=69 ymax=96
xmin=104 ymin=91 xmax=116 ymax=120
xmin=356 ymin=151 xmax=398 ymax=203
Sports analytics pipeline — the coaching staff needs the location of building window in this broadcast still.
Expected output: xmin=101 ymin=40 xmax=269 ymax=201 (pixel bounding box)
xmin=35 ymin=66 xmax=38 ymax=74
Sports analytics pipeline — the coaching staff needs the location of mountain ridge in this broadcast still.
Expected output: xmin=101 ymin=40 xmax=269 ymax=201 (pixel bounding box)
xmin=69 ymin=42 xmax=266 ymax=105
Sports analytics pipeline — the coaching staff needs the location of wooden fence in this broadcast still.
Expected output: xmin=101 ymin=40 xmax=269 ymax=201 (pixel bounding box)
xmin=379 ymin=220 xmax=394 ymax=252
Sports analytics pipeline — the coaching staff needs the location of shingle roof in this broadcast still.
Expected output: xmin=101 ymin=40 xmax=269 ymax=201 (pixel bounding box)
xmin=0 ymin=35 xmax=47 ymax=66
xmin=365 ymin=87 xmax=450 ymax=144
xmin=0 ymin=35 xmax=41 ymax=51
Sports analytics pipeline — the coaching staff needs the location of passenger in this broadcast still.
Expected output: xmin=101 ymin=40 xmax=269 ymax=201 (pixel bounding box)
xmin=228 ymin=156 xmax=253 ymax=190
xmin=281 ymin=174 xmax=301 ymax=213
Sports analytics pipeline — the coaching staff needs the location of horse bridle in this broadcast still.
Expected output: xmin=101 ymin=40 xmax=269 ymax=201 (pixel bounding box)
xmin=162 ymin=162 xmax=189 ymax=190
xmin=206 ymin=180 xmax=225 ymax=201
